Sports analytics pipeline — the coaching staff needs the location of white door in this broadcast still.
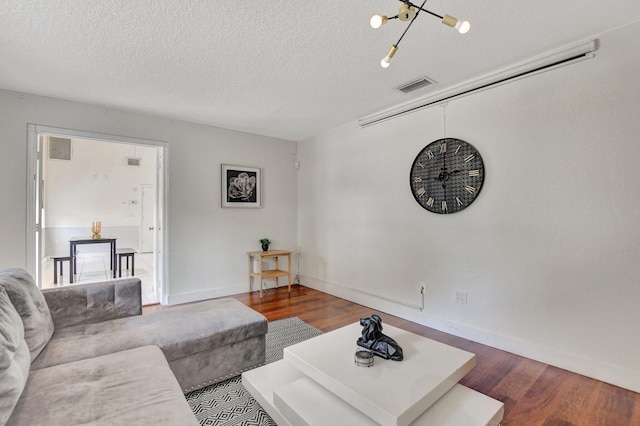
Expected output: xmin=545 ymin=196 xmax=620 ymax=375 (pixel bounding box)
xmin=140 ymin=185 xmax=155 ymax=253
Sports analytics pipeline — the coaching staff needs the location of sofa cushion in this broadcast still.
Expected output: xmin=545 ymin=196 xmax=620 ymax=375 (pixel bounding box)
xmin=31 ymin=297 xmax=267 ymax=371
xmin=0 ymin=269 xmax=54 ymax=361
xmin=6 ymin=345 xmax=199 ymax=426
xmin=43 ymin=278 xmax=142 ymax=329
xmin=0 ymin=287 xmax=31 ymax=425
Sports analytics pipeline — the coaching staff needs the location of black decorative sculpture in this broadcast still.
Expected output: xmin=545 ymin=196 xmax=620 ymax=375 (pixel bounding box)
xmin=357 ymin=314 xmax=403 ymax=361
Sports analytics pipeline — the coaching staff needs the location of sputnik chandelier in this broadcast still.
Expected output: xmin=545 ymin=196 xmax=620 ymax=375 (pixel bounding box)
xmin=370 ymin=0 xmax=470 ymax=68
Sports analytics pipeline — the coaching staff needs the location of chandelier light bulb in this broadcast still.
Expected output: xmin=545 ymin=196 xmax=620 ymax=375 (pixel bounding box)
xmin=442 ymin=15 xmax=471 ymax=34
xmin=370 ymin=14 xmax=388 ymax=29
xmin=380 ymin=45 xmax=398 ymax=69
xmin=455 ymin=20 xmax=471 ymax=34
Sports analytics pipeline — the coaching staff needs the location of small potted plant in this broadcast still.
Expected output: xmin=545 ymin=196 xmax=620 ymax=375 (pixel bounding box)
xmin=260 ymin=238 xmax=270 ymax=251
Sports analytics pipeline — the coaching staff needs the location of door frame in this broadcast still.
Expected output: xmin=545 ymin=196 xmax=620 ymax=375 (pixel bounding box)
xmin=25 ymin=127 xmax=44 ymax=286
xmin=26 ymin=124 xmax=170 ymax=304
xmin=139 ymin=184 xmax=155 ymax=254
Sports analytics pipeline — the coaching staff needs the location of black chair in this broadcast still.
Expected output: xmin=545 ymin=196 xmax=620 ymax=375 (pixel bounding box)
xmin=116 ymin=248 xmax=136 ymax=277
xmin=52 ymin=255 xmax=71 ymax=285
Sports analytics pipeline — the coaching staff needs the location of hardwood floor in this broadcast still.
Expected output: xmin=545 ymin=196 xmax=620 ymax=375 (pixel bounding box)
xmin=148 ymin=284 xmax=640 ymax=425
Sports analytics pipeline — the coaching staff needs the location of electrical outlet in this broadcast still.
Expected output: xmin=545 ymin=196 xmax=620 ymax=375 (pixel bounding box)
xmin=296 ymin=247 xmax=302 ymax=255
xmin=455 ymin=290 xmax=468 ymax=304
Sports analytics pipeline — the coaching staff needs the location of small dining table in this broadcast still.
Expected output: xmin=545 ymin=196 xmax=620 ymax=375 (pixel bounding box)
xmin=69 ymin=236 xmax=117 ymax=283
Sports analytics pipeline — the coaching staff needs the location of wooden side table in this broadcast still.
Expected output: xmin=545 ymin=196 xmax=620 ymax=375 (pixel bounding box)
xmin=248 ymin=250 xmax=292 ymax=298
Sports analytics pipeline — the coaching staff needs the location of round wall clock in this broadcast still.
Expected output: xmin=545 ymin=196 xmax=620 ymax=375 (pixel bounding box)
xmin=409 ymin=138 xmax=485 ymax=214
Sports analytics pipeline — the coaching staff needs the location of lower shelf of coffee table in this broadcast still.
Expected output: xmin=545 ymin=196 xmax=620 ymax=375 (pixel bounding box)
xmin=242 ymin=359 xmax=504 ymax=426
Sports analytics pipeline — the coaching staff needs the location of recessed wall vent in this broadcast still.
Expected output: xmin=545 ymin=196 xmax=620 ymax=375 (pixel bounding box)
xmin=127 ymin=157 xmax=141 ymax=166
xmin=396 ymin=76 xmax=436 ymax=94
xmin=49 ymin=137 xmax=71 ymax=160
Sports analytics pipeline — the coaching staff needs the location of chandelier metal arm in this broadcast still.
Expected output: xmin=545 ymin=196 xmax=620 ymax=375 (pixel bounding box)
xmin=395 ymin=0 xmax=427 ymax=48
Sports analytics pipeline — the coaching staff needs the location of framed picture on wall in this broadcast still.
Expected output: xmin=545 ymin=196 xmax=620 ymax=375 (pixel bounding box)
xmin=221 ymin=164 xmax=262 ymax=208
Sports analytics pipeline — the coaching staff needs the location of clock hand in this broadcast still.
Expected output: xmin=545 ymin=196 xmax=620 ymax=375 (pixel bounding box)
xmin=442 ymin=150 xmax=447 ymax=199
xmin=434 ymin=148 xmax=457 ymax=193
xmin=448 ymin=170 xmax=463 ymax=182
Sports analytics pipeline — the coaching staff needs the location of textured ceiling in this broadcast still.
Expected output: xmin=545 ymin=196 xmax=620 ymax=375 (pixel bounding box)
xmin=1 ymin=1 xmax=640 ymax=141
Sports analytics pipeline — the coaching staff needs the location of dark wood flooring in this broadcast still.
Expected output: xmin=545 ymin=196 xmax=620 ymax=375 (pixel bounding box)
xmin=149 ymin=284 xmax=640 ymax=425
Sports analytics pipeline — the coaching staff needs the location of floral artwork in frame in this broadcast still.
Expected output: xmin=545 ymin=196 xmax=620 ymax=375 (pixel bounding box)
xmin=221 ymin=164 xmax=262 ymax=208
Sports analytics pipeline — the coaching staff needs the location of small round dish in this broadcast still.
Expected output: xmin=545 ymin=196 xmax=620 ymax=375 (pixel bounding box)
xmin=354 ymin=349 xmax=374 ymax=367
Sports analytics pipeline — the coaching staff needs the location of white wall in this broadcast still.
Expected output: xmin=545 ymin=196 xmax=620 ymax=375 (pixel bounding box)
xmin=0 ymin=92 xmax=298 ymax=303
xmin=43 ymin=138 xmax=157 ymax=256
xmin=297 ymin=22 xmax=640 ymax=392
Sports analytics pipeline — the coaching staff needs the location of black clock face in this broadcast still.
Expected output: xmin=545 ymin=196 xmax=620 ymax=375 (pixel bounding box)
xmin=410 ymin=138 xmax=485 ymax=214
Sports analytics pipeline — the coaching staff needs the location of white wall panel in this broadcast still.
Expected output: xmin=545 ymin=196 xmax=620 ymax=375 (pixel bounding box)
xmin=297 ymin=22 xmax=640 ymax=392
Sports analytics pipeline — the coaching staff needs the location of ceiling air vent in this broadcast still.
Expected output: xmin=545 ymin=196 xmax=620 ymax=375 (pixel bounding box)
xmin=127 ymin=157 xmax=141 ymax=166
xmin=396 ymin=76 xmax=436 ymax=94
xmin=49 ymin=137 xmax=71 ymax=160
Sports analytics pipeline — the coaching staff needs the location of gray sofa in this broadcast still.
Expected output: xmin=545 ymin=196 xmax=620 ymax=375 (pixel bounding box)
xmin=0 ymin=268 xmax=268 ymax=425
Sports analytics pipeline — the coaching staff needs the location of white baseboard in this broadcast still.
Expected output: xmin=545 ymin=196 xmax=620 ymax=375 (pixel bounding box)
xmin=166 ymin=284 xmax=247 ymax=305
xmin=166 ymin=279 xmax=296 ymax=306
xmin=301 ymin=275 xmax=640 ymax=394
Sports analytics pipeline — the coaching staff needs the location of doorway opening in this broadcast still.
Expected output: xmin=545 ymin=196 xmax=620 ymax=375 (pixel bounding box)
xmin=26 ymin=125 xmax=168 ymax=305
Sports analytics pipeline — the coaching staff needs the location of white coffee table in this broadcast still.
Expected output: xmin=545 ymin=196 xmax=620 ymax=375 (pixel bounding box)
xmin=243 ymin=322 xmax=504 ymax=426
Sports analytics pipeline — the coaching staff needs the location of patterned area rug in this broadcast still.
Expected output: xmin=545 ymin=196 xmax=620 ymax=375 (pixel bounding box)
xmin=186 ymin=317 xmax=323 ymax=426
